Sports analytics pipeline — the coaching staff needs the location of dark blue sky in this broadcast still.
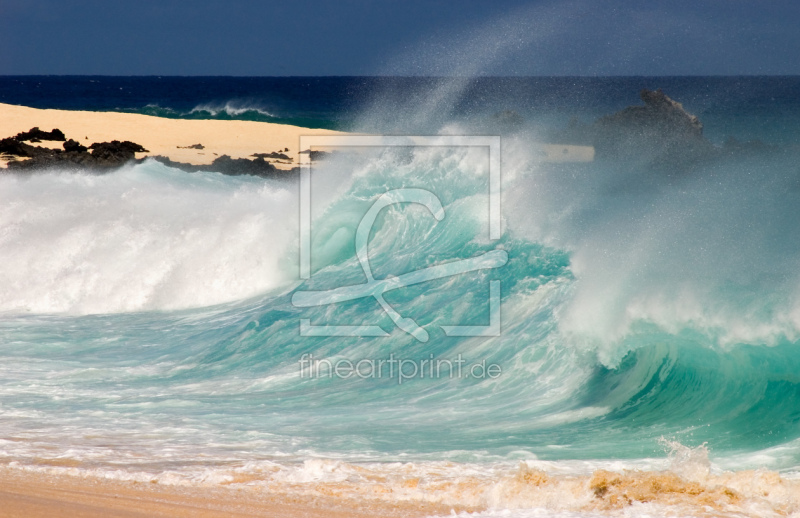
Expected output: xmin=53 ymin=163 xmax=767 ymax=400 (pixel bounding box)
xmin=1 ymin=0 xmax=798 ymax=76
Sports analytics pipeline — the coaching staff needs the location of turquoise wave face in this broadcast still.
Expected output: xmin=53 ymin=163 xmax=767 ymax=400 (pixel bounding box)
xmin=4 ymin=138 xmax=800 ymax=476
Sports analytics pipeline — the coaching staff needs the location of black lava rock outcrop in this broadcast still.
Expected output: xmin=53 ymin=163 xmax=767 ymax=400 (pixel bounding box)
xmin=0 ymin=137 xmax=41 ymax=157
xmin=150 ymin=154 xmax=288 ymax=178
xmin=5 ymin=138 xmax=149 ymax=170
xmin=63 ymin=139 xmax=88 ymax=153
xmin=298 ymin=150 xmax=332 ymax=161
xmin=252 ymin=151 xmax=291 ymax=161
xmin=548 ymin=89 xmax=718 ymax=170
xmin=3 ymin=128 xmax=323 ymax=178
xmin=209 ymin=155 xmax=277 ymax=176
xmin=593 ymin=88 xmax=714 ymax=167
xmin=15 ymin=127 xmax=66 ymax=142
xmin=88 ymin=141 xmax=148 ymax=166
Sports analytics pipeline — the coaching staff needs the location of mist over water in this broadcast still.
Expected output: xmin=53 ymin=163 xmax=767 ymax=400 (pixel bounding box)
xmin=507 ymin=144 xmax=800 ymax=353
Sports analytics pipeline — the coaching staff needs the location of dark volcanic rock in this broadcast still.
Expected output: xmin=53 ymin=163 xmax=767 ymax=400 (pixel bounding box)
xmin=15 ymin=127 xmax=66 ymax=142
xmin=299 ymin=149 xmax=332 ymax=161
xmin=597 ymin=89 xmax=703 ymax=137
xmin=2 ymin=126 xmax=290 ymax=178
xmin=88 ymin=140 xmax=149 ymax=166
xmin=209 ymin=155 xmax=279 ymax=176
xmin=149 ymin=155 xmax=292 ymax=178
xmin=89 ymin=140 xmax=148 ymax=155
xmin=0 ymin=137 xmax=40 ymax=157
xmin=6 ymin=139 xmax=149 ymax=171
xmin=546 ymin=89 xmax=717 ymax=170
xmin=148 ymin=156 xmax=207 ymax=172
xmin=63 ymin=139 xmax=88 ymax=153
xmin=2 ymin=124 xmax=151 ymax=172
xmin=7 ymin=151 xmax=92 ymax=170
xmin=178 ymin=143 xmax=205 ymax=150
xmin=593 ymin=89 xmax=714 ymax=168
xmin=252 ymin=151 xmax=291 ymax=161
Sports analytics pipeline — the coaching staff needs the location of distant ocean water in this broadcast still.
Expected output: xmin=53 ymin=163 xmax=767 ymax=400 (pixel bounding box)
xmin=3 ymin=76 xmax=800 ymax=516
xmin=3 ymin=75 xmax=800 ymax=140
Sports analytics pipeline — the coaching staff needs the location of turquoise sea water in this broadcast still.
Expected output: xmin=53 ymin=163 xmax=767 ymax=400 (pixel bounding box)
xmin=3 ymin=77 xmax=800 ymax=515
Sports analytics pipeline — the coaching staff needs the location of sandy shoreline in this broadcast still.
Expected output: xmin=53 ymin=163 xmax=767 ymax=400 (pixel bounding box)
xmin=3 ymin=462 xmax=797 ymax=518
xmin=0 ymin=103 xmax=594 ymax=171
xmin=0 ymin=103 xmax=346 ymax=170
xmin=0 ymin=467 xmax=459 ymax=518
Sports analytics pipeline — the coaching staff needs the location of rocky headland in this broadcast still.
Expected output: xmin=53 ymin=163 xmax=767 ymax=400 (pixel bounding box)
xmin=553 ymin=88 xmax=777 ymax=170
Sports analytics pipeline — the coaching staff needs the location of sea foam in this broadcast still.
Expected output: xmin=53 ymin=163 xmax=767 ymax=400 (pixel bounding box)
xmin=0 ymin=160 xmax=297 ymax=314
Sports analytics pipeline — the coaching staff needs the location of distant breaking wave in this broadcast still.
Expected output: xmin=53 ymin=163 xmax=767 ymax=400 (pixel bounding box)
xmin=125 ymin=100 xmax=340 ymax=129
xmin=190 ymin=100 xmax=276 ymax=118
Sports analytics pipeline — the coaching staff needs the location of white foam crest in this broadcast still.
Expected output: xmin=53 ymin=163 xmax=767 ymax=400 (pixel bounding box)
xmin=0 ymin=160 xmax=298 ymax=314
xmin=140 ymin=103 xmax=180 ymax=115
xmin=500 ymin=138 xmax=800 ymax=358
xmin=659 ymin=438 xmax=711 ymax=482
xmin=190 ymin=100 xmax=275 ymax=117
